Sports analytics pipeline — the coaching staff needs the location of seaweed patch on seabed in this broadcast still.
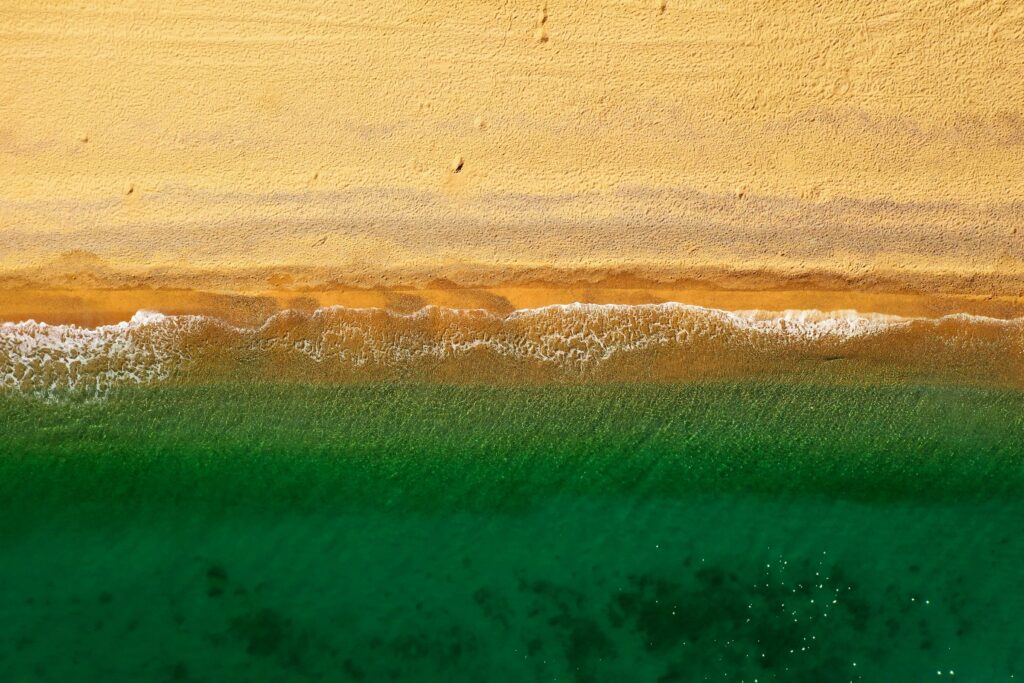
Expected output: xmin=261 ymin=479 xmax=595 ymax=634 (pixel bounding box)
xmin=493 ymin=560 xmax=961 ymax=682
xmin=126 ymin=555 xmax=973 ymax=682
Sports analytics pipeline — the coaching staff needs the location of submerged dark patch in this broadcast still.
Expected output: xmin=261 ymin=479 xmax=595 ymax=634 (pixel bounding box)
xmin=0 ymin=382 xmax=1022 ymax=680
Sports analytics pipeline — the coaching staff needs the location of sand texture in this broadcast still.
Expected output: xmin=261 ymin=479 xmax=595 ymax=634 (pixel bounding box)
xmin=2 ymin=0 xmax=1024 ymax=305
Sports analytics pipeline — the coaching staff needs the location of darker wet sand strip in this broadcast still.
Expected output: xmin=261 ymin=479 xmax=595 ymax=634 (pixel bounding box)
xmin=3 ymin=287 xmax=1024 ymax=327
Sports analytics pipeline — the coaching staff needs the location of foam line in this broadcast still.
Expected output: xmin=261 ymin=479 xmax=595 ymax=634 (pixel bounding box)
xmin=2 ymin=304 xmax=1021 ymax=396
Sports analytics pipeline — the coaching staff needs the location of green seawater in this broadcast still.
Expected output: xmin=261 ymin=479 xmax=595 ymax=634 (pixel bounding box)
xmin=1 ymin=382 xmax=1023 ymax=682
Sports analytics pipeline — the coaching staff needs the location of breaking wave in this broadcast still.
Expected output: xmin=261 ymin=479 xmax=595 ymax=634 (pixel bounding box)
xmin=2 ymin=304 xmax=1022 ymax=396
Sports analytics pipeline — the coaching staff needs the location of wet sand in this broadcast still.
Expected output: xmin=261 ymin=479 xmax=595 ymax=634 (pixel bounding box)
xmin=4 ymin=286 xmax=1024 ymax=328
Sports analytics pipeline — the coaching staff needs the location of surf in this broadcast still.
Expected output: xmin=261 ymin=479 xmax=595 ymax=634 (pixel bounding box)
xmin=2 ymin=303 xmax=1022 ymax=396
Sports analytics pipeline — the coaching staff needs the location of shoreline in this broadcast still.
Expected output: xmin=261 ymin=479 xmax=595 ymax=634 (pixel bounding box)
xmin=4 ymin=286 xmax=1024 ymax=327
xmin=4 ymin=299 xmax=1022 ymax=394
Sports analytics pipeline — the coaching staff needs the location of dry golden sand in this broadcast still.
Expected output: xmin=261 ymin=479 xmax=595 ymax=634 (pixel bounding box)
xmin=2 ymin=0 xmax=1024 ymax=315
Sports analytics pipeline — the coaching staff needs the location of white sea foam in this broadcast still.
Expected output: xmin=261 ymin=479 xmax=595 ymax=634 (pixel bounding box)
xmin=2 ymin=303 xmax=1021 ymax=396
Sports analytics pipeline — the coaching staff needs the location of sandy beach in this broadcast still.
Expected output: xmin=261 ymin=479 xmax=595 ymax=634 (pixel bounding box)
xmin=3 ymin=0 xmax=1023 ymax=309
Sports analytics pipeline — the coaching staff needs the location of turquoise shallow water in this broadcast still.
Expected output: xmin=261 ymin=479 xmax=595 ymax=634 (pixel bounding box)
xmin=2 ymin=383 xmax=1023 ymax=682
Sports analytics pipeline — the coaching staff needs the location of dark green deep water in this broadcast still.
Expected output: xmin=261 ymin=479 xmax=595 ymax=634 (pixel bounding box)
xmin=1 ymin=382 xmax=1023 ymax=682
